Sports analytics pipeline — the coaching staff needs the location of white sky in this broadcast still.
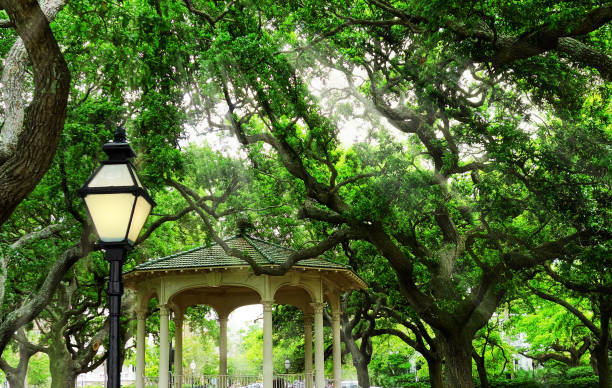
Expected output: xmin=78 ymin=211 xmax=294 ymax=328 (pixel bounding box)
xmin=228 ymin=304 xmax=262 ymax=334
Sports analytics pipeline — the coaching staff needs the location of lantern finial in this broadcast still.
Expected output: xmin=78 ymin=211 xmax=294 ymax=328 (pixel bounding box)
xmin=114 ymin=127 xmax=127 ymax=143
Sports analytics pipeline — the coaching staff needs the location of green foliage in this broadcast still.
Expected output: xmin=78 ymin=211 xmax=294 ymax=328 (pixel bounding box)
xmin=566 ymin=366 xmax=595 ymax=379
xmin=27 ymin=353 xmax=50 ymax=386
xmin=369 ymin=335 xmax=415 ymax=387
xmin=231 ymin=325 xmax=264 ymax=376
xmin=482 ymin=378 xmax=540 ymax=388
xmin=1 ymin=0 xmax=611 ymax=386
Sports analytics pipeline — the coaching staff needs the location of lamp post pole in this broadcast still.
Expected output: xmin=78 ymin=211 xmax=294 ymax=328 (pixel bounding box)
xmin=78 ymin=128 xmax=155 ymax=388
xmin=106 ymin=244 xmax=129 ymax=388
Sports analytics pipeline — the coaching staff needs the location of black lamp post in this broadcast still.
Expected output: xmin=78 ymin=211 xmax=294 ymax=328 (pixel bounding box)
xmin=78 ymin=128 xmax=156 ymax=388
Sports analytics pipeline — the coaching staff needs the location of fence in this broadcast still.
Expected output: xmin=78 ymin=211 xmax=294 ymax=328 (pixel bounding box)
xmin=170 ymin=374 xmax=261 ymax=388
xmin=147 ymin=373 xmax=320 ymax=388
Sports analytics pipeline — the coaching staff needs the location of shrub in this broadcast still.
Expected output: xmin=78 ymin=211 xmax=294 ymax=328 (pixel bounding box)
xmin=402 ymin=383 xmax=430 ymax=388
xmin=566 ymin=366 xmax=595 ymax=379
xmin=547 ymin=375 xmax=598 ymax=388
xmin=485 ymin=377 xmax=540 ymax=388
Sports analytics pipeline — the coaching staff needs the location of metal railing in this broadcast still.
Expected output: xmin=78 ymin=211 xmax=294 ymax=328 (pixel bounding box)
xmin=170 ymin=374 xmax=262 ymax=388
xmin=151 ymin=373 xmax=323 ymax=388
xmin=145 ymin=375 xmax=159 ymax=387
xmin=274 ymin=373 xmax=311 ymax=388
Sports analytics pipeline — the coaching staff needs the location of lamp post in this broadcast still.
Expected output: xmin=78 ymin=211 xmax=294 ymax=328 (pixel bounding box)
xmin=78 ymin=128 xmax=156 ymax=388
xmin=190 ymin=360 xmax=196 ymax=388
xmin=284 ymin=357 xmax=291 ymax=388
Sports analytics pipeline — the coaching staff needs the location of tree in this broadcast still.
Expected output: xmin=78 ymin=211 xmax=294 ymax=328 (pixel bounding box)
xmin=0 ymin=2 xmax=609 ymax=387
xmin=511 ymin=296 xmax=592 ymax=371
xmin=0 ymin=328 xmax=45 ymax=388
xmin=175 ymin=2 xmax=611 ymax=386
xmin=528 ymin=262 xmax=612 ymax=388
xmin=0 ymin=0 xmax=70 ymax=225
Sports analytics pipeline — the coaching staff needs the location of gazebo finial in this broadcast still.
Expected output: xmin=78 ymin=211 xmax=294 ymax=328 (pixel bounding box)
xmin=236 ymin=218 xmax=254 ymax=236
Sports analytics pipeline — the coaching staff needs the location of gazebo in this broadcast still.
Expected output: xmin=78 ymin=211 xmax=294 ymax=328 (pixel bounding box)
xmin=124 ymin=233 xmax=367 ymax=388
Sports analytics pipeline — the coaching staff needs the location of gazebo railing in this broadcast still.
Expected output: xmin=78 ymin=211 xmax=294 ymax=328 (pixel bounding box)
xmin=162 ymin=373 xmax=324 ymax=388
xmin=145 ymin=375 xmax=159 ymax=387
xmin=274 ymin=373 xmax=311 ymax=388
xmin=171 ymin=374 xmax=262 ymax=388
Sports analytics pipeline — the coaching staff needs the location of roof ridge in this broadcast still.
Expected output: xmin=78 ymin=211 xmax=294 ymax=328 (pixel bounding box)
xmin=133 ymin=244 xmax=205 ymax=269
xmin=133 ymin=235 xmax=243 ymax=269
xmin=244 ymin=235 xmax=350 ymax=269
xmin=243 ymin=235 xmax=276 ymax=264
xmin=244 ymin=235 xmax=297 ymax=252
xmin=317 ymin=254 xmax=350 ymax=269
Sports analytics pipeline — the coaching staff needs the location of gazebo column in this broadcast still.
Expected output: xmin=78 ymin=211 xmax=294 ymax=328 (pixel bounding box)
xmin=159 ymin=304 xmax=170 ymax=388
xmin=332 ymin=311 xmax=342 ymax=388
xmin=262 ymin=300 xmax=274 ymax=388
xmin=304 ymin=314 xmax=313 ymax=388
xmin=136 ymin=309 xmax=147 ymax=388
xmin=311 ymin=303 xmax=325 ymax=388
xmin=174 ymin=311 xmax=184 ymax=388
xmin=219 ymin=314 xmax=229 ymax=388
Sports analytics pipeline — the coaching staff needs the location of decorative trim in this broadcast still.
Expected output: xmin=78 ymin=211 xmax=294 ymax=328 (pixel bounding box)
xmin=159 ymin=304 xmax=170 ymax=316
xmin=310 ymin=302 xmax=326 ymax=314
xmin=261 ymin=299 xmax=274 ymax=312
xmin=136 ymin=309 xmax=147 ymax=321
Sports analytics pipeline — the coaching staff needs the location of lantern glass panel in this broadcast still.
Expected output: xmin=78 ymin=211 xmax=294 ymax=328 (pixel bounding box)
xmin=127 ymin=196 xmax=152 ymax=244
xmin=89 ymin=164 xmax=135 ymax=187
xmin=84 ymin=193 xmax=135 ymax=242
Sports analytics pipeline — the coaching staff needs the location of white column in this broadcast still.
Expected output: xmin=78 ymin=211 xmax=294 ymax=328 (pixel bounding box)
xmin=311 ymin=303 xmax=325 ymax=388
xmin=174 ymin=313 xmax=184 ymax=388
xmin=262 ymin=300 xmax=274 ymax=388
xmin=136 ymin=309 xmax=147 ymax=388
xmin=303 ymin=314 xmax=313 ymax=388
xmin=331 ymin=312 xmax=342 ymax=388
xmin=219 ymin=315 xmax=228 ymax=388
xmin=159 ymin=305 xmax=170 ymax=388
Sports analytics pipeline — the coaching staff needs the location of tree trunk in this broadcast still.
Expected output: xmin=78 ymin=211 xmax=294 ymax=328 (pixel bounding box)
xmin=0 ymin=329 xmax=39 ymax=388
xmin=4 ymin=367 xmax=28 ymax=388
xmin=353 ymin=357 xmax=370 ymax=388
xmin=593 ymin=343 xmax=611 ymax=388
xmin=49 ymin=355 xmax=77 ymax=388
xmin=473 ymin=353 xmax=489 ymax=388
xmin=48 ymin=334 xmax=77 ymax=388
xmin=442 ymin=335 xmax=475 ymax=388
xmin=594 ymin=303 xmax=611 ymax=388
xmin=0 ymin=0 xmax=70 ymax=226
xmin=427 ymin=357 xmax=444 ymax=388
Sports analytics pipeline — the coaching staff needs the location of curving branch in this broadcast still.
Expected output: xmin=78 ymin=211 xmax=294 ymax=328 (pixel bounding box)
xmin=181 ymin=0 xmax=238 ymax=28
xmin=0 ymin=0 xmax=71 ymax=225
xmin=170 ymin=177 xmax=356 ymax=276
xmin=542 ymin=264 xmax=612 ymax=294
xmin=0 ymin=226 xmax=92 ymax=354
xmin=527 ymin=284 xmax=600 ymax=336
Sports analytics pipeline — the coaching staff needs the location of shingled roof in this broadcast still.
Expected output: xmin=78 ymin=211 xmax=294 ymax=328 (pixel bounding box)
xmin=127 ymin=234 xmax=350 ymax=272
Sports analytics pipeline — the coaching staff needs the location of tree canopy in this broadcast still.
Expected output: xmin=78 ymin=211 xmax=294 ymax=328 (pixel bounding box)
xmin=0 ymin=1 xmax=610 ymax=387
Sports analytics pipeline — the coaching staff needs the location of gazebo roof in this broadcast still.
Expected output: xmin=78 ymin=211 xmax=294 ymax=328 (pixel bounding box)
xmin=127 ymin=234 xmax=351 ymax=273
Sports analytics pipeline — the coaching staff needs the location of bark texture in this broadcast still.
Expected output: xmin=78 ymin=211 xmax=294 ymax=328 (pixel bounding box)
xmin=0 ymin=0 xmax=70 ymax=225
xmin=441 ymin=333 xmax=475 ymax=388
